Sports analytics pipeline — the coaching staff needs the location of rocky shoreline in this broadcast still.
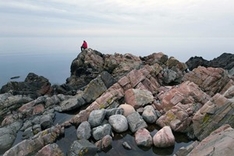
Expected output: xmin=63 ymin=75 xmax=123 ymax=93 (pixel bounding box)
xmin=0 ymin=49 xmax=234 ymax=156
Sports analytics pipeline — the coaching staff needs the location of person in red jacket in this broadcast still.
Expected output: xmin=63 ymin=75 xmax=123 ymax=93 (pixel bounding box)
xmin=81 ymin=40 xmax=88 ymax=51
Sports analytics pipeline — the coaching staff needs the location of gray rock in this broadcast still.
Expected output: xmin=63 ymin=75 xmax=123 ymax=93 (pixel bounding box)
xmin=108 ymin=114 xmax=128 ymax=133
xmin=0 ymin=93 xmax=33 ymax=118
xmin=83 ymin=76 xmax=107 ymax=103
xmin=22 ymin=126 xmax=34 ymax=139
xmin=40 ymin=114 xmax=53 ymax=130
xmin=77 ymin=121 xmax=91 ymax=140
xmin=162 ymin=68 xmax=178 ymax=84
xmin=68 ymin=139 xmax=98 ymax=156
xmin=127 ymin=112 xmax=147 ymax=133
xmin=92 ymin=124 xmax=112 ymax=141
xmin=58 ymin=94 xmax=85 ymax=112
xmin=21 ymin=120 xmax=32 ymax=131
xmin=122 ymin=142 xmax=132 ymax=150
xmin=32 ymin=124 xmax=41 ymax=134
xmin=0 ymin=121 xmax=22 ymax=154
xmin=88 ymin=109 xmax=106 ymax=128
xmin=105 ymin=108 xmax=124 ymax=118
xmin=99 ymin=71 xmax=116 ymax=88
xmin=142 ymin=105 xmax=157 ymax=123
xmin=45 ymin=95 xmax=61 ymax=107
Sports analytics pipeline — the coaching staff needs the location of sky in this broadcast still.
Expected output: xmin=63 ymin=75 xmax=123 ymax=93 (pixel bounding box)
xmin=0 ymin=0 xmax=233 ymax=62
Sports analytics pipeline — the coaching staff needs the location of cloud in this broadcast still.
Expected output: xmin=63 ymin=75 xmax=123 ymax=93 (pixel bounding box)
xmin=0 ymin=0 xmax=234 ymax=37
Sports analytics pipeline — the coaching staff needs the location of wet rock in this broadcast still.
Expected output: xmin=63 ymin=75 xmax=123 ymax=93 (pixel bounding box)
xmin=153 ymin=126 xmax=175 ymax=148
xmin=68 ymin=139 xmax=98 ymax=156
xmin=174 ymin=141 xmax=199 ymax=156
xmin=135 ymin=128 xmax=153 ymax=147
xmin=22 ymin=127 xmax=34 ymax=139
xmin=3 ymin=125 xmax=64 ymax=156
xmin=35 ymin=143 xmax=64 ymax=156
xmin=105 ymin=108 xmax=124 ymax=118
xmin=127 ymin=111 xmax=147 ymax=133
xmin=108 ymin=114 xmax=128 ymax=133
xmin=188 ymin=124 xmax=234 ymax=156
xmin=125 ymin=89 xmax=154 ymax=109
xmin=118 ymin=104 xmax=135 ymax=117
xmin=122 ymin=142 xmax=132 ymax=150
xmin=40 ymin=114 xmax=53 ymax=130
xmin=76 ymin=121 xmax=91 ymax=140
xmin=88 ymin=109 xmax=106 ymax=128
xmin=142 ymin=105 xmax=157 ymax=124
xmin=95 ymin=135 xmax=112 ymax=151
xmin=0 ymin=121 xmax=22 ymax=154
xmin=92 ymin=124 xmax=112 ymax=141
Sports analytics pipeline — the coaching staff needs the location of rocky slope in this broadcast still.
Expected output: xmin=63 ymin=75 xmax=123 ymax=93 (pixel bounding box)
xmin=0 ymin=48 xmax=234 ymax=156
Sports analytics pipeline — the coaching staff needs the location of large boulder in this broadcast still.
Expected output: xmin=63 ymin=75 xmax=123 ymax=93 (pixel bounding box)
xmin=124 ymin=89 xmax=154 ymax=109
xmin=127 ymin=111 xmax=147 ymax=133
xmin=153 ymin=126 xmax=175 ymax=148
xmin=134 ymin=128 xmax=153 ymax=147
xmin=108 ymin=114 xmax=128 ymax=133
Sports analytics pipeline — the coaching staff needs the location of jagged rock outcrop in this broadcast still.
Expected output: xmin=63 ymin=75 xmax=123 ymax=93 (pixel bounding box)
xmin=192 ymin=92 xmax=234 ymax=140
xmin=67 ymin=49 xmax=187 ymax=90
xmin=0 ymin=73 xmax=53 ymax=99
xmin=183 ymin=66 xmax=234 ymax=96
xmin=186 ymin=53 xmax=234 ymax=71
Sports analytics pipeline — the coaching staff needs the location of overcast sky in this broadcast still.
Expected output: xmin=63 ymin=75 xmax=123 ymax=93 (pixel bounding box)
xmin=0 ymin=0 xmax=233 ymax=61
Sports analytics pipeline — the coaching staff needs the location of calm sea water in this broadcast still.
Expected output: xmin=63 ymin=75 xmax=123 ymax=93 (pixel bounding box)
xmin=0 ymin=52 xmax=76 ymax=88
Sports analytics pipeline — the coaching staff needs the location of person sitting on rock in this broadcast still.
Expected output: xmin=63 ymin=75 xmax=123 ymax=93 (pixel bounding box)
xmin=81 ymin=40 xmax=88 ymax=51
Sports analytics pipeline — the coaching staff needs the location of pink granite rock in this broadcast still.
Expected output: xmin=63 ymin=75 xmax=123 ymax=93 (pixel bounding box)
xmin=153 ymin=126 xmax=175 ymax=148
xmin=135 ymin=128 xmax=153 ymax=147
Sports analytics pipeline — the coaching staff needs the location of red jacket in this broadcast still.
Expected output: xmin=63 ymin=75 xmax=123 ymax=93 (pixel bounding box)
xmin=81 ymin=41 xmax=88 ymax=49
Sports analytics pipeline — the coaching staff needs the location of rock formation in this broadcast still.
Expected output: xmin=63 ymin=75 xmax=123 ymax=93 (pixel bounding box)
xmin=0 ymin=48 xmax=234 ymax=156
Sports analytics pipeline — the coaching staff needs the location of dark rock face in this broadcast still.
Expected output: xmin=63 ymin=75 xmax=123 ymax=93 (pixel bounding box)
xmin=186 ymin=53 xmax=234 ymax=71
xmin=0 ymin=73 xmax=52 ymax=99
